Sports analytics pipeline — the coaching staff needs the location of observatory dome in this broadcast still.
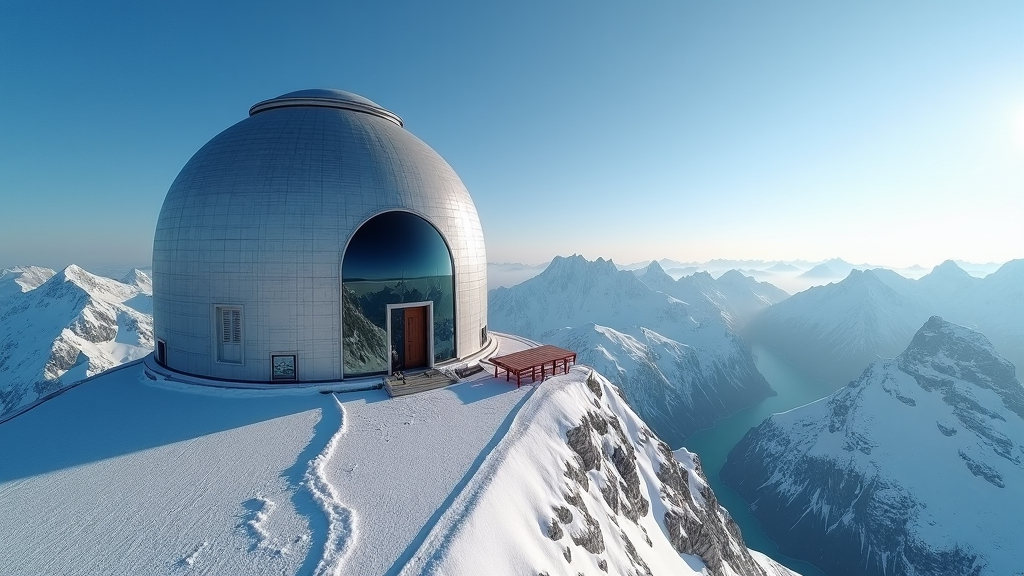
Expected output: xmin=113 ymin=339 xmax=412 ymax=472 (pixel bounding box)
xmin=152 ymin=89 xmax=488 ymax=382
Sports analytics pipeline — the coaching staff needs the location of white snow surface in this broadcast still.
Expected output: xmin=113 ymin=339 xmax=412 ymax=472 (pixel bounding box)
xmin=400 ymin=366 xmax=798 ymax=576
xmin=0 ymin=265 xmax=55 ymax=300
xmin=0 ymin=334 xmax=796 ymax=575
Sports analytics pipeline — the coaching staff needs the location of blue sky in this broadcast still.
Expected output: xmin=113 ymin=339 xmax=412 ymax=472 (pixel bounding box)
xmin=2 ymin=0 xmax=1022 ymax=271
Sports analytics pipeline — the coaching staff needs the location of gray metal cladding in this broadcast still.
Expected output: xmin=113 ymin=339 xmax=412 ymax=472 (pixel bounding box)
xmin=152 ymin=90 xmax=487 ymax=382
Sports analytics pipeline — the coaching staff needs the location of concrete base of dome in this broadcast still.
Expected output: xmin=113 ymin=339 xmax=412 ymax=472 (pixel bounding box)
xmin=141 ymin=334 xmax=503 ymax=394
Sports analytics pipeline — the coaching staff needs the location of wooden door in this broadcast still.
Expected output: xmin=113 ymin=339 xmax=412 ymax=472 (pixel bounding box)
xmin=404 ymin=306 xmax=428 ymax=368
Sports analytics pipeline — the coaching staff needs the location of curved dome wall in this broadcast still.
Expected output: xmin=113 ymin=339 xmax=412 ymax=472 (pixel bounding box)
xmin=152 ymin=89 xmax=487 ymax=382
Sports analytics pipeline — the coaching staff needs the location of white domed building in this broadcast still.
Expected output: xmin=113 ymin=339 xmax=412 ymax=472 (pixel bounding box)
xmin=152 ymin=89 xmax=488 ymax=382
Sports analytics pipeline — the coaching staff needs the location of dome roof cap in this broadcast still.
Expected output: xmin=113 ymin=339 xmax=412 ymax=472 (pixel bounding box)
xmin=249 ymin=88 xmax=403 ymax=126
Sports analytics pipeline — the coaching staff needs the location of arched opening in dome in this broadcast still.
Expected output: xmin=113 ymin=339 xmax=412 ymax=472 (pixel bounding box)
xmin=341 ymin=211 xmax=456 ymax=377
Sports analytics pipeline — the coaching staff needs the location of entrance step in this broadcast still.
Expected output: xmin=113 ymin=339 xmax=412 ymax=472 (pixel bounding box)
xmin=384 ymin=369 xmax=457 ymax=397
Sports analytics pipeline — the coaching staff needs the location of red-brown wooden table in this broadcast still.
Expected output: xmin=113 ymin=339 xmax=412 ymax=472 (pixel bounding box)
xmin=490 ymin=345 xmax=577 ymax=387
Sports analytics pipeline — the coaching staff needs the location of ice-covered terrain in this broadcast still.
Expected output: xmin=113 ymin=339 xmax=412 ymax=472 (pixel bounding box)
xmin=488 ymin=254 xmax=775 ymax=446
xmin=722 ymin=317 xmax=1024 ymax=576
xmin=744 ymin=260 xmax=1024 ymax=385
xmin=0 ymin=265 xmax=153 ymax=417
xmin=0 ymin=336 xmax=797 ymax=576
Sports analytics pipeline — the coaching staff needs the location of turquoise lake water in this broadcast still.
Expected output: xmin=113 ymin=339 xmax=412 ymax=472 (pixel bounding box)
xmin=683 ymin=344 xmax=845 ymax=576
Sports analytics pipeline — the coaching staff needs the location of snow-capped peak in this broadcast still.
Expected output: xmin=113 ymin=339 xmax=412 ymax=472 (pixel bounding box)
xmin=121 ymin=268 xmax=153 ymax=295
xmin=898 ymin=316 xmax=1022 ymax=417
xmin=546 ymin=253 xmax=621 ymax=279
xmin=0 ymin=265 xmax=56 ymax=301
xmin=39 ymin=265 xmax=141 ymax=304
xmin=0 ymin=264 xmax=153 ymax=418
xmin=637 ymin=260 xmax=676 ymax=290
xmin=725 ymin=316 xmax=1024 ymax=576
xmin=927 ymin=259 xmax=972 ymax=278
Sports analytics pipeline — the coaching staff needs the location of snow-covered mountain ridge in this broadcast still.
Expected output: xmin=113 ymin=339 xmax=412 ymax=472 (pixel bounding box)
xmin=0 ymin=264 xmax=152 ymax=417
xmin=635 ymin=261 xmax=788 ymax=330
xmin=403 ymin=367 xmax=797 ymax=576
xmin=722 ymin=317 xmax=1024 ymax=576
xmin=489 ymin=254 xmax=776 ymax=445
xmin=745 ymin=259 xmax=1024 ymax=385
xmin=0 ymin=265 xmax=55 ymax=301
xmin=0 ymin=343 xmax=798 ymax=575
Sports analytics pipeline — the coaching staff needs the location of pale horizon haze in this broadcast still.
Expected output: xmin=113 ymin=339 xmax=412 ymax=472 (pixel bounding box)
xmin=1 ymin=1 xmax=1021 ymax=272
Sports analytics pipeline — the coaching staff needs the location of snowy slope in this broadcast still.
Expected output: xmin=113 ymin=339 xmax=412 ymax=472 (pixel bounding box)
xmin=745 ymin=260 xmax=1024 ymax=385
xmin=0 ymin=265 xmax=55 ymax=303
xmin=939 ymin=259 xmax=1024 ymax=373
xmin=0 ymin=347 xmax=798 ymax=576
xmin=489 ymin=254 xmax=775 ymax=446
xmin=0 ymin=264 xmax=153 ymax=417
xmin=636 ymin=262 xmax=788 ymax=329
xmin=722 ymin=317 xmax=1024 ymax=576
xmin=744 ymin=269 xmax=935 ymax=385
xmin=546 ymin=323 xmax=772 ymax=445
xmin=400 ymin=367 xmax=797 ymax=576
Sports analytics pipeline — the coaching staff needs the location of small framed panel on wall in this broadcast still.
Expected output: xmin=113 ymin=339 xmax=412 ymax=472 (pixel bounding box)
xmin=271 ymin=354 xmax=297 ymax=381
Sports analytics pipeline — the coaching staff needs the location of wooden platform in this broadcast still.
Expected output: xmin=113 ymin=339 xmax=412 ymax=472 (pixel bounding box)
xmin=384 ymin=369 xmax=458 ymax=397
xmin=490 ymin=344 xmax=577 ymax=387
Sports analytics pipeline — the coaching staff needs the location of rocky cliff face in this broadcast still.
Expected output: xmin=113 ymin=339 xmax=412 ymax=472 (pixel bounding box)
xmin=722 ymin=317 xmax=1024 ymax=576
xmin=548 ymin=323 xmax=773 ymax=445
xmin=401 ymin=367 xmax=798 ymax=576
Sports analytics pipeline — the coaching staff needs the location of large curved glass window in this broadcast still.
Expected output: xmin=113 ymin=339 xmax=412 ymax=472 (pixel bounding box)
xmin=342 ymin=211 xmax=455 ymax=376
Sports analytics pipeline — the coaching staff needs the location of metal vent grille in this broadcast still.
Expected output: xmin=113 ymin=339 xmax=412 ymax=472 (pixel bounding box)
xmin=221 ymin=308 xmax=241 ymax=343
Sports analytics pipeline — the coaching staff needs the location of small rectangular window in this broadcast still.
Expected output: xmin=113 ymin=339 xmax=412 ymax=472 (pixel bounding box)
xmin=215 ymin=305 xmax=243 ymax=364
xmin=156 ymin=339 xmax=167 ymax=365
xmin=481 ymin=325 xmax=488 ymax=346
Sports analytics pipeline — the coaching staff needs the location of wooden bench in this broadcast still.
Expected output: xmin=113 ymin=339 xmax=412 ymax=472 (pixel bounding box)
xmin=490 ymin=345 xmax=577 ymax=387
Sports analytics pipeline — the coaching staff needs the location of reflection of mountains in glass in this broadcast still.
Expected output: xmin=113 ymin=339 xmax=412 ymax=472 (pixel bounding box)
xmin=345 ymin=276 xmax=454 ymax=327
xmin=342 ymin=285 xmax=388 ymax=375
xmin=342 ymin=275 xmax=456 ymax=376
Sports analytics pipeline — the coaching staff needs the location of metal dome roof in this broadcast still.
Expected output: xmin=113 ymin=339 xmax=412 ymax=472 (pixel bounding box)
xmin=152 ymin=88 xmax=487 ymax=382
xmin=249 ymin=88 xmax=403 ymax=126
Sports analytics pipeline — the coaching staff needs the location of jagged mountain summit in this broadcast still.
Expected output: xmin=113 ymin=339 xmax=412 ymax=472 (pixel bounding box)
xmin=745 ymin=268 xmax=931 ymax=385
xmin=488 ymin=254 xmax=776 ymax=445
xmin=120 ymin=267 xmax=153 ymax=296
xmin=0 ymin=264 xmax=153 ymax=418
xmin=0 ymin=349 xmax=797 ymax=576
xmin=635 ymin=261 xmax=789 ymax=329
xmin=744 ymin=259 xmax=1024 ymax=385
xmin=0 ymin=265 xmax=55 ymax=302
xmin=722 ymin=317 xmax=1024 ymax=576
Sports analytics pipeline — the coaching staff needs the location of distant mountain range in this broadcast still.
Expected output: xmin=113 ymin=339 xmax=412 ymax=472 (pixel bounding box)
xmin=488 ymin=255 xmax=779 ymax=445
xmin=744 ymin=259 xmax=1024 ymax=385
xmin=722 ymin=317 xmax=1024 ymax=576
xmin=492 ymin=257 xmax=1008 ymax=295
xmin=635 ymin=261 xmax=789 ymax=330
xmin=0 ymin=265 xmax=152 ymax=418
